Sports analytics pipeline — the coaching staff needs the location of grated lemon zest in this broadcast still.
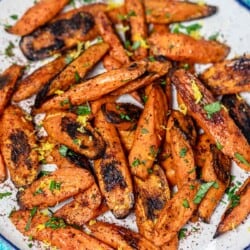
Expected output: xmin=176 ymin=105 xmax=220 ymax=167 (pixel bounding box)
xmin=179 ymin=103 xmax=187 ymax=115
xmin=134 ymin=34 xmax=149 ymax=49
xmin=54 ymin=89 xmax=64 ymax=95
xmin=191 ymin=80 xmax=202 ymax=104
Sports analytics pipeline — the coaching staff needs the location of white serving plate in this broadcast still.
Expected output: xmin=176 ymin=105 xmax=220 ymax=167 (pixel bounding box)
xmin=0 ymin=0 xmax=249 ymax=249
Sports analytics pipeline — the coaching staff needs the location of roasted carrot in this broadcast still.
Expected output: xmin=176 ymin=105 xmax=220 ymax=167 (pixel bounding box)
xmin=196 ymin=134 xmax=231 ymax=223
xmin=0 ymin=105 xmax=39 ymax=187
xmin=148 ymin=32 xmax=229 ymax=63
xmin=0 ymin=151 xmax=6 ymax=183
xmin=200 ymin=55 xmax=250 ymax=95
xmin=215 ymin=177 xmax=250 ymax=237
xmin=54 ymin=183 xmax=108 ymax=226
xmin=10 ymin=210 xmax=113 ymax=250
xmin=34 ymin=60 xmax=147 ymax=112
xmin=43 ymin=112 xmax=106 ymax=160
xmin=172 ymin=69 xmax=250 ymax=171
xmin=125 ymin=0 xmax=148 ymax=60
xmin=18 ymin=167 xmax=94 ymax=209
xmin=0 ymin=64 xmax=24 ymax=113
xmin=118 ymin=130 xmax=135 ymax=152
xmin=7 ymin=0 xmax=69 ymax=36
xmin=94 ymin=110 xmax=134 ymax=218
xmin=144 ymin=0 xmax=217 ymax=24
xmin=96 ymin=11 xmax=130 ymax=65
xmin=12 ymin=56 xmax=67 ymax=102
xmin=154 ymin=181 xmax=200 ymax=246
xmin=88 ymin=221 xmax=159 ymax=250
xmin=129 ymin=85 xmax=167 ymax=179
xmin=46 ymin=42 xmax=109 ymax=96
xmin=103 ymin=54 xmax=122 ymax=71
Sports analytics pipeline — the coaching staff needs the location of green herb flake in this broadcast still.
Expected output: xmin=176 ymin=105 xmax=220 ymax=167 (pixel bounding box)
xmin=204 ymin=101 xmax=222 ymax=119
xmin=234 ymin=152 xmax=250 ymax=167
xmin=76 ymin=104 xmax=91 ymax=115
xmin=4 ymin=24 xmax=12 ymax=30
xmin=193 ymin=181 xmax=215 ymax=204
xmin=49 ymin=180 xmax=62 ymax=192
xmin=226 ymin=185 xmax=240 ymax=208
xmin=124 ymin=40 xmax=131 ymax=49
xmin=178 ymin=228 xmax=188 ymax=239
xmin=120 ymin=113 xmax=131 ymax=121
xmin=182 ymin=199 xmax=190 ymax=208
xmin=208 ymin=32 xmax=219 ymax=41
xmin=59 ymin=145 xmax=68 ymax=157
xmin=0 ymin=192 xmax=12 ymax=199
xmin=148 ymin=55 xmax=156 ymax=62
xmin=65 ymin=54 xmax=73 ymax=64
xmin=216 ymin=141 xmax=223 ymax=150
xmin=45 ymin=217 xmax=66 ymax=230
xmin=5 ymin=41 xmax=15 ymax=57
xmin=146 ymin=9 xmax=152 ymax=15
xmin=28 ymin=243 xmax=33 ymax=248
xmin=147 ymin=168 xmax=153 ymax=174
xmin=25 ymin=207 xmax=38 ymax=231
xmin=149 ymin=145 xmax=157 ymax=158
xmin=132 ymin=41 xmax=141 ymax=50
xmin=160 ymin=80 xmax=166 ymax=86
xmin=213 ymin=182 xmax=219 ymax=189
xmin=141 ymin=128 xmax=149 ymax=134
xmin=132 ymin=158 xmax=141 ymax=167
xmin=118 ymin=10 xmax=136 ymax=21
xmin=182 ymin=63 xmax=190 ymax=70
xmin=142 ymin=95 xmax=148 ymax=103
xmin=165 ymin=12 xmax=171 ymax=18
xmin=179 ymin=148 xmax=187 ymax=158
xmin=38 ymin=170 xmax=51 ymax=178
xmin=33 ymin=188 xmax=43 ymax=196
xmin=60 ymin=98 xmax=70 ymax=107
xmin=74 ymin=71 xmax=80 ymax=83
xmin=10 ymin=14 xmax=18 ymax=20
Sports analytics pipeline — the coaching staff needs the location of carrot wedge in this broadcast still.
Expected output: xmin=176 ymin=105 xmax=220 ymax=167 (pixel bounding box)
xmin=129 ymin=85 xmax=167 ymax=179
xmin=144 ymin=0 xmax=217 ymax=24
xmin=7 ymin=0 xmax=69 ymax=36
xmin=196 ymin=134 xmax=231 ymax=223
xmin=0 ymin=64 xmax=24 ymax=114
xmin=34 ymin=60 xmax=147 ymax=112
xmin=153 ymin=180 xmax=200 ymax=246
xmin=172 ymin=69 xmax=250 ymax=171
xmin=12 ymin=56 xmax=67 ymax=102
xmin=94 ymin=110 xmax=134 ymax=218
xmin=10 ymin=210 xmax=113 ymax=250
xmin=88 ymin=221 xmax=159 ymax=250
xmin=125 ymin=0 xmax=148 ymax=60
xmin=215 ymin=177 xmax=250 ymax=237
xmin=200 ymin=55 xmax=250 ymax=95
xmin=0 ymin=105 xmax=39 ymax=187
xmin=18 ymin=167 xmax=94 ymax=209
xmin=95 ymin=11 xmax=130 ymax=65
xmin=148 ymin=32 xmax=229 ymax=63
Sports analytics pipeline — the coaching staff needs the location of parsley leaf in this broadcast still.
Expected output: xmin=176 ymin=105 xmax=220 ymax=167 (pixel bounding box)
xmin=25 ymin=207 xmax=37 ymax=231
xmin=204 ymin=101 xmax=222 ymax=119
xmin=0 ymin=192 xmax=12 ymax=199
xmin=45 ymin=217 xmax=66 ymax=229
xmin=132 ymin=158 xmax=141 ymax=167
xmin=179 ymin=148 xmax=187 ymax=158
xmin=10 ymin=14 xmax=18 ymax=20
xmin=182 ymin=199 xmax=190 ymax=208
xmin=179 ymin=228 xmax=188 ymax=239
xmin=5 ymin=41 xmax=15 ymax=57
xmin=193 ymin=181 xmax=215 ymax=204
xmin=234 ymin=152 xmax=250 ymax=167
xmin=76 ymin=104 xmax=91 ymax=115
xmin=49 ymin=180 xmax=62 ymax=192
xmin=59 ymin=145 xmax=68 ymax=157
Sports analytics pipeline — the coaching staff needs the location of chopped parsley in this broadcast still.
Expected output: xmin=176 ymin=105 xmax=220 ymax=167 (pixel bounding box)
xmin=120 ymin=113 xmax=131 ymax=121
xmin=204 ymin=101 xmax=222 ymax=119
xmin=193 ymin=181 xmax=215 ymax=204
xmin=132 ymin=158 xmax=141 ymax=167
xmin=0 ymin=192 xmax=12 ymax=199
xmin=182 ymin=199 xmax=190 ymax=208
xmin=59 ymin=145 xmax=68 ymax=157
xmin=118 ymin=10 xmax=136 ymax=21
xmin=25 ymin=207 xmax=38 ymax=231
xmin=149 ymin=145 xmax=157 ymax=158
xmin=65 ymin=54 xmax=74 ymax=64
xmin=5 ymin=41 xmax=15 ymax=57
xmin=148 ymin=55 xmax=156 ymax=62
xmin=38 ymin=170 xmax=51 ymax=178
xmin=160 ymin=80 xmax=166 ymax=86
xmin=131 ymin=41 xmax=141 ymax=50
xmin=216 ymin=140 xmax=223 ymax=150
xmin=147 ymin=168 xmax=153 ymax=174
xmin=178 ymin=228 xmax=188 ymax=239
xmin=10 ymin=14 xmax=18 ymax=20
xmin=33 ymin=188 xmax=43 ymax=196
xmin=141 ymin=128 xmax=149 ymax=134
xmin=234 ymin=152 xmax=250 ymax=167
xmin=45 ymin=217 xmax=66 ymax=230
xmin=49 ymin=180 xmax=62 ymax=192
xmin=208 ymin=32 xmax=219 ymax=41
xmin=74 ymin=71 xmax=80 ymax=83
xmin=76 ymin=104 xmax=91 ymax=115
xmin=179 ymin=148 xmax=187 ymax=158
xmin=172 ymin=23 xmax=202 ymax=35
xmin=226 ymin=185 xmax=240 ymax=208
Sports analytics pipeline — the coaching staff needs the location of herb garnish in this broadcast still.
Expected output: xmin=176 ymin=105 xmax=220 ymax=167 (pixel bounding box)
xmin=193 ymin=181 xmax=215 ymax=204
xmin=59 ymin=145 xmax=68 ymax=157
xmin=132 ymin=158 xmax=141 ymax=167
xmin=179 ymin=148 xmax=187 ymax=158
xmin=10 ymin=14 xmax=18 ymax=20
xmin=49 ymin=180 xmax=62 ymax=192
xmin=182 ymin=199 xmax=190 ymax=208
xmin=45 ymin=217 xmax=66 ymax=229
xmin=226 ymin=184 xmax=240 ymax=208
xmin=234 ymin=152 xmax=250 ymax=167
xmin=179 ymin=228 xmax=188 ymax=239
xmin=0 ymin=192 xmax=12 ymax=199
xmin=76 ymin=104 xmax=91 ymax=115
xmin=5 ymin=41 xmax=15 ymax=57
xmin=204 ymin=101 xmax=222 ymax=119
xmin=120 ymin=113 xmax=131 ymax=121
xmin=25 ymin=207 xmax=37 ymax=231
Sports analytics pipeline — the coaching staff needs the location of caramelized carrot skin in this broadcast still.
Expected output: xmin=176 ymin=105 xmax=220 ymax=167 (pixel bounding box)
xmin=0 ymin=151 xmax=6 ymax=183
xmin=7 ymin=0 xmax=69 ymax=36
xmin=94 ymin=110 xmax=134 ymax=218
xmin=18 ymin=167 xmax=94 ymax=209
xmin=172 ymin=69 xmax=250 ymax=171
xmin=0 ymin=105 xmax=39 ymax=187
xmin=0 ymin=65 xmax=24 ymax=114
xmin=148 ymin=32 xmax=229 ymax=63
xmin=10 ymin=210 xmax=113 ymax=250
xmin=215 ymin=177 xmax=250 ymax=236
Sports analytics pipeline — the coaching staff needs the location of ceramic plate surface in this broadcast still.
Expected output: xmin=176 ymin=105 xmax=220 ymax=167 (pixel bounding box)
xmin=0 ymin=0 xmax=249 ymax=249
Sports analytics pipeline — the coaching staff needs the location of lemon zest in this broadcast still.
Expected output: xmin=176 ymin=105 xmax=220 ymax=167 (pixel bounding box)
xmin=191 ymin=80 xmax=202 ymax=104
